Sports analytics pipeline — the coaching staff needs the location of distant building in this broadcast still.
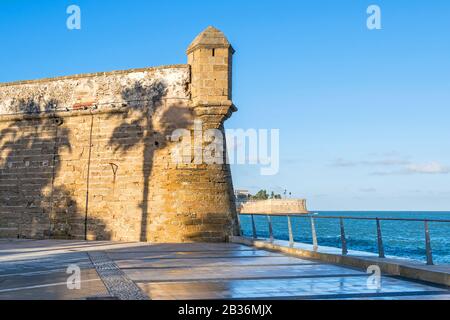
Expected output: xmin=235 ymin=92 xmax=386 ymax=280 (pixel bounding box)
xmin=234 ymin=189 xmax=251 ymax=202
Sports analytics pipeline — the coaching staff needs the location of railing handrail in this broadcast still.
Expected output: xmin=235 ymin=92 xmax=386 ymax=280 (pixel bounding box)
xmin=238 ymin=212 xmax=450 ymax=265
xmin=239 ymin=213 xmax=450 ymax=223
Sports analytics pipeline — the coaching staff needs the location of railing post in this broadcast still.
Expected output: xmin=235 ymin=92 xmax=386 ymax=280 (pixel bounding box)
xmin=339 ymin=218 xmax=348 ymax=255
xmin=236 ymin=214 xmax=242 ymax=236
xmin=376 ymin=218 xmax=385 ymax=258
xmin=310 ymin=216 xmax=318 ymax=251
xmin=287 ymin=216 xmax=294 ymax=247
xmin=251 ymin=214 xmax=257 ymax=239
xmin=267 ymin=215 xmax=274 ymax=242
xmin=424 ymin=220 xmax=433 ymax=265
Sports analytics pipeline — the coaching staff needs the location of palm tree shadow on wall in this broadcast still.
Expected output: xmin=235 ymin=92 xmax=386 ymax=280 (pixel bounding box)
xmin=108 ymin=81 xmax=193 ymax=242
xmin=0 ymin=99 xmax=110 ymax=239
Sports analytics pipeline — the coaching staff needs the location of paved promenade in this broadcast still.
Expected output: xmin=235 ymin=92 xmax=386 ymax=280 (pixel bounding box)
xmin=0 ymin=240 xmax=449 ymax=300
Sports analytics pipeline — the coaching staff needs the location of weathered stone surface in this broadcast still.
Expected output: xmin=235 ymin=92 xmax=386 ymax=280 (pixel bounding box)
xmin=0 ymin=27 xmax=238 ymax=243
xmin=0 ymin=66 xmax=189 ymax=115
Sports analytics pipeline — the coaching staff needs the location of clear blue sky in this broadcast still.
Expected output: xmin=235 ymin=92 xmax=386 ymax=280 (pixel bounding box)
xmin=1 ymin=0 xmax=450 ymax=211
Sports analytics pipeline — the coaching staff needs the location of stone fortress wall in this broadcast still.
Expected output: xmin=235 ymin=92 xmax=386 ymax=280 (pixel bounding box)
xmin=239 ymin=199 xmax=309 ymax=215
xmin=0 ymin=27 xmax=238 ymax=242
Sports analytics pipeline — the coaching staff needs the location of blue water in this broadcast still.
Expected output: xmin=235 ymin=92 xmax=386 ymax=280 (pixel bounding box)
xmin=239 ymin=211 xmax=450 ymax=265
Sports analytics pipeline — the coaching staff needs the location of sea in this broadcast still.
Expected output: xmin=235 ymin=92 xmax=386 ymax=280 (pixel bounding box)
xmin=239 ymin=211 xmax=450 ymax=265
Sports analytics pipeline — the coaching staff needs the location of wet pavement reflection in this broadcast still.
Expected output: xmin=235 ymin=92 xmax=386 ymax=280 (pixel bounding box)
xmin=0 ymin=240 xmax=448 ymax=300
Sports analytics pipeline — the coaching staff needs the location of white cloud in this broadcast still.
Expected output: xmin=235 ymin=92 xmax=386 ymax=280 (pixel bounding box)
xmin=333 ymin=158 xmax=357 ymax=167
xmin=371 ymin=162 xmax=450 ymax=176
xmin=360 ymin=158 xmax=411 ymax=166
xmin=332 ymin=156 xmax=411 ymax=168
xmin=333 ymin=154 xmax=450 ymax=176
xmin=405 ymin=162 xmax=450 ymax=174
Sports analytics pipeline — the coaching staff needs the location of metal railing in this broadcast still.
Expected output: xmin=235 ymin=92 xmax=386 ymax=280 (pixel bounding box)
xmin=238 ymin=213 xmax=450 ymax=265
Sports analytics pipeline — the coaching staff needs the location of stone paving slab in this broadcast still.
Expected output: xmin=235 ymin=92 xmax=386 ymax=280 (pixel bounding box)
xmin=0 ymin=240 xmax=448 ymax=300
xmin=0 ymin=253 xmax=93 ymax=276
xmin=123 ymin=263 xmax=365 ymax=282
xmin=0 ymin=267 xmax=108 ymax=300
xmin=232 ymin=237 xmax=450 ymax=287
xmin=139 ymin=276 xmax=449 ymax=300
xmin=0 ymin=239 xmax=131 ymax=254
xmin=0 ymin=241 xmax=118 ymax=300
xmin=115 ymin=256 xmax=319 ymax=269
xmin=106 ymin=249 xmax=282 ymax=261
xmin=106 ymin=243 xmax=250 ymax=253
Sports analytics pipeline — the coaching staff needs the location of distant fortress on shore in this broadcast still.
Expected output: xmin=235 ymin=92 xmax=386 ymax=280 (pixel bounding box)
xmin=235 ymin=190 xmax=309 ymax=214
xmin=238 ymin=199 xmax=309 ymax=215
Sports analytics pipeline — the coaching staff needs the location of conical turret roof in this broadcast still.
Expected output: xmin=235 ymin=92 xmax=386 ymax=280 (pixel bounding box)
xmin=187 ymin=26 xmax=234 ymax=54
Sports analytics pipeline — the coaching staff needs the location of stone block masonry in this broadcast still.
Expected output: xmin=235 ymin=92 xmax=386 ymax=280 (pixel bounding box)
xmin=0 ymin=27 xmax=238 ymax=242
